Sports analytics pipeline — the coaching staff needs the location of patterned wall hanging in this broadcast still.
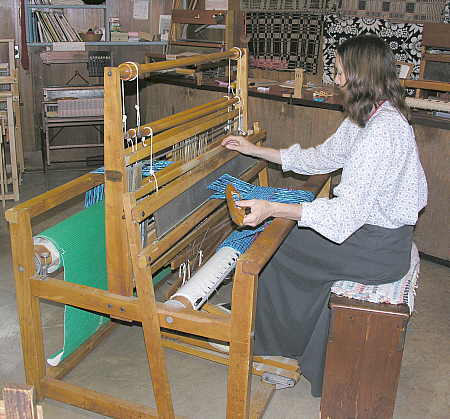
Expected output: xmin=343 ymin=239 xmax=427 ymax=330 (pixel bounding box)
xmin=246 ymin=12 xmax=323 ymax=72
xmin=241 ymin=0 xmax=337 ymax=13
xmin=337 ymin=0 xmax=448 ymax=23
xmin=322 ymin=14 xmax=423 ymax=90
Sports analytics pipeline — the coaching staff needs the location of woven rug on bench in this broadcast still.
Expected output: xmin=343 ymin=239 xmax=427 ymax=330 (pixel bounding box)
xmin=331 ymin=242 xmax=420 ymax=313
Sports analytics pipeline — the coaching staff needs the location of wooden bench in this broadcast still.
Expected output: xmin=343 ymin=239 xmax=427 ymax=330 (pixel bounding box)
xmin=321 ymin=295 xmax=410 ymax=419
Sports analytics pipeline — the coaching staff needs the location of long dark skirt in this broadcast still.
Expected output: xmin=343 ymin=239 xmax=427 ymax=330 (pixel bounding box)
xmin=253 ymin=224 xmax=413 ymax=397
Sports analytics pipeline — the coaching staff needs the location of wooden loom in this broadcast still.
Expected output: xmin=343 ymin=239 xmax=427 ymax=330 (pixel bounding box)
xmin=6 ymin=48 xmax=330 ymax=418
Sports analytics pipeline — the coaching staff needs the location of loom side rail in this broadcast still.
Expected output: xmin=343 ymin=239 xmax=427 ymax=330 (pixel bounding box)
xmin=5 ymin=173 xmax=103 ymax=222
xmin=402 ymin=79 xmax=450 ymax=92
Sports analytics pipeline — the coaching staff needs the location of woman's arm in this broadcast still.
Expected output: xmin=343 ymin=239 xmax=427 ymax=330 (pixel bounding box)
xmin=221 ymin=136 xmax=281 ymax=164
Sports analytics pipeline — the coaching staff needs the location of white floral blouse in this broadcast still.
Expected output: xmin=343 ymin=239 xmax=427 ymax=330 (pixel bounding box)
xmin=280 ymin=101 xmax=428 ymax=244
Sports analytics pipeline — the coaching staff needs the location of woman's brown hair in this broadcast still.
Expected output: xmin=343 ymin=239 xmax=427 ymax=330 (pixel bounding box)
xmin=336 ymin=35 xmax=410 ymax=127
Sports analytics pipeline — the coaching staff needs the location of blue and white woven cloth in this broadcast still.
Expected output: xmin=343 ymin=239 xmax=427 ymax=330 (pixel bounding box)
xmin=208 ymin=174 xmax=316 ymax=255
xmin=208 ymin=173 xmax=315 ymax=204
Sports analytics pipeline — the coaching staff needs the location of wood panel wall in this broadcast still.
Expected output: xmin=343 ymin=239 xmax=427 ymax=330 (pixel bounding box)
xmin=413 ymin=124 xmax=449 ymax=260
xmin=142 ymin=83 xmax=449 ymax=260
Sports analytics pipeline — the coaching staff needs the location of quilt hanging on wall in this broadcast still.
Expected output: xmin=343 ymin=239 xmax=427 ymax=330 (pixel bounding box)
xmin=246 ymin=12 xmax=322 ymax=72
xmin=241 ymin=0 xmax=337 ymax=13
xmin=337 ymin=1 xmax=448 ymax=23
xmin=322 ymin=14 xmax=423 ymax=86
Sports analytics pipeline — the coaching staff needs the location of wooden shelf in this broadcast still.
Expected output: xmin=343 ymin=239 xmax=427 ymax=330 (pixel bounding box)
xmin=26 ymin=4 xmax=107 ymax=10
xmin=28 ymin=41 xmax=167 ymax=47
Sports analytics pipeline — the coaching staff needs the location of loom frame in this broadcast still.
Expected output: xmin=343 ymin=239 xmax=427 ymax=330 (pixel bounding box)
xmin=6 ymin=48 xmax=331 ymax=418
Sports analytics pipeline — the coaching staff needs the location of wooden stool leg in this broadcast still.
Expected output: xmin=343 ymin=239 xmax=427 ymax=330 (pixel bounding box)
xmin=227 ymin=265 xmax=258 ymax=419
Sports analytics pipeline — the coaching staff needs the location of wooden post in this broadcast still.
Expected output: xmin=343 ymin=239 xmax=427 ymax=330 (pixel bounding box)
xmin=2 ymin=384 xmax=43 ymax=419
xmin=6 ymin=96 xmax=19 ymax=201
xmin=103 ymin=67 xmax=132 ymax=296
xmin=253 ymin=122 xmax=269 ymax=187
xmin=294 ymin=68 xmax=304 ymax=99
xmin=236 ymin=48 xmax=249 ymax=133
xmin=123 ymin=194 xmax=175 ymax=418
xmin=8 ymin=211 xmax=46 ymax=400
xmin=0 ymin=39 xmax=24 ymax=172
xmin=8 ymin=38 xmax=24 ymax=172
xmin=226 ymin=264 xmax=258 ymax=418
xmin=225 ymin=10 xmax=234 ymax=51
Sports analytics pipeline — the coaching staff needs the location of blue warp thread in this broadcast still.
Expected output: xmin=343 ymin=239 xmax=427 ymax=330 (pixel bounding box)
xmin=85 ymin=170 xmax=315 ymax=256
xmin=84 ymin=160 xmax=173 ymax=207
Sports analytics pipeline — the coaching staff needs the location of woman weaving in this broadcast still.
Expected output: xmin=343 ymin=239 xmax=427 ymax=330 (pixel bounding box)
xmin=221 ymin=35 xmax=427 ymax=397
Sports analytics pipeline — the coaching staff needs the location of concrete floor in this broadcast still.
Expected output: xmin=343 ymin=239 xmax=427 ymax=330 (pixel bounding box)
xmin=1 ymin=167 xmax=449 ymax=419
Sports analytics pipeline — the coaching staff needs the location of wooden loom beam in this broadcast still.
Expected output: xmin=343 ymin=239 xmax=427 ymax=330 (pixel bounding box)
xmin=40 ymin=378 xmax=188 ymax=419
xmin=236 ymin=48 xmax=249 ymax=133
xmin=135 ymin=129 xmax=252 ymax=199
xmin=31 ymin=279 xmax=231 ymax=341
xmin=119 ymin=49 xmax=240 ymax=80
xmin=402 ymin=79 xmax=450 ymax=92
xmin=125 ymin=108 xmax=239 ymax=165
xmin=127 ymin=96 xmax=239 ymax=139
xmin=159 ymin=333 xmax=300 ymax=381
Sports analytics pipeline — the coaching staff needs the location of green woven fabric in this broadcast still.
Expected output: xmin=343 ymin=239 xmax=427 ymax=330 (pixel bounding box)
xmin=40 ymin=201 xmax=109 ymax=366
xmin=39 ymin=200 xmax=171 ymax=366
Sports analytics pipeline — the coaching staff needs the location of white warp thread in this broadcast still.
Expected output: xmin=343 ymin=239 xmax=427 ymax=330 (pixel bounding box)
xmin=169 ymin=246 xmax=240 ymax=310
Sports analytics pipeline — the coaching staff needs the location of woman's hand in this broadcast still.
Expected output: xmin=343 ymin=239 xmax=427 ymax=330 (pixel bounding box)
xmin=222 ymin=135 xmax=282 ymax=164
xmin=235 ymin=199 xmax=274 ymax=227
xmin=236 ymin=200 xmax=303 ymax=226
xmin=221 ymin=135 xmax=257 ymax=156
